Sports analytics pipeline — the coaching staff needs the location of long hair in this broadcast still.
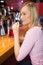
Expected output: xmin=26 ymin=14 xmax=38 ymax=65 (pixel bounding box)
xmin=20 ymin=2 xmax=40 ymax=26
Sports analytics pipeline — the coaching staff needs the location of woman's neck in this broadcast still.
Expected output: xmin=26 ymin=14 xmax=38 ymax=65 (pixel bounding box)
xmin=28 ymin=22 xmax=34 ymax=29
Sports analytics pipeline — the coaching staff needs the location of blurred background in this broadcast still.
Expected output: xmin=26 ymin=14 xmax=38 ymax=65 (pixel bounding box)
xmin=0 ymin=0 xmax=43 ymax=16
xmin=0 ymin=0 xmax=43 ymax=35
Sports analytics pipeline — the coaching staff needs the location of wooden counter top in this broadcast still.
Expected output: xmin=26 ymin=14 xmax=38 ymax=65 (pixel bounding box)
xmin=0 ymin=35 xmax=14 ymax=64
xmin=0 ymin=25 xmax=29 ymax=64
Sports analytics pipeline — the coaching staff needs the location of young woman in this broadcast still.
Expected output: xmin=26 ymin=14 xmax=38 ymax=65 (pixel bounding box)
xmin=12 ymin=2 xmax=43 ymax=65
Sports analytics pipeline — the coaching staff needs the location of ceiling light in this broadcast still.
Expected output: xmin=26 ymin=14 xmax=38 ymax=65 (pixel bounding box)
xmin=21 ymin=0 xmax=23 ymax=3
xmin=0 ymin=0 xmax=4 ymax=3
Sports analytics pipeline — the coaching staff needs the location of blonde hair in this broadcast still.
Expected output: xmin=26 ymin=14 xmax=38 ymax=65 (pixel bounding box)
xmin=20 ymin=2 xmax=40 ymax=26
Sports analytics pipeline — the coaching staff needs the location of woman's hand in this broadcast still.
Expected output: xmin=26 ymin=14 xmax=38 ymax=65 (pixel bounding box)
xmin=12 ymin=22 xmax=19 ymax=43
xmin=12 ymin=22 xmax=19 ymax=35
xmin=12 ymin=22 xmax=20 ymax=60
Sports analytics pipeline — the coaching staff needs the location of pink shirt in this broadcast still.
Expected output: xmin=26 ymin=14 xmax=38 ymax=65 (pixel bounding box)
xmin=17 ymin=26 xmax=43 ymax=65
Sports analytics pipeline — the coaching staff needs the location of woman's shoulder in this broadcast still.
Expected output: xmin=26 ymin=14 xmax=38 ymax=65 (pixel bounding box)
xmin=28 ymin=26 xmax=40 ymax=31
xmin=27 ymin=26 xmax=41 ymax=34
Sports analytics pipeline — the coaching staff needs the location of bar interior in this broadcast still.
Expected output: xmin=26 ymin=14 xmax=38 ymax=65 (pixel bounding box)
xmin=0 ymin=0 xmax=43 ymax=65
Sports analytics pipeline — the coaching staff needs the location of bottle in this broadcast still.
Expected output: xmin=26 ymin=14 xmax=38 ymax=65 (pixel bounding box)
xmin=7 ymin=25 xmax=10 ymax=35
xmin=0 ymin=19 xmax=5 ymax=36
xmin=1 ymin=25 xmax=5 ymax=36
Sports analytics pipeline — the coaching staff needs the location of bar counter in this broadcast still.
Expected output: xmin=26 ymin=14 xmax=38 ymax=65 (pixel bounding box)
xmin=0 ymin=35 xmax=14 ymax=64
xmin=0 ymin=26 xmax=30 ymax=65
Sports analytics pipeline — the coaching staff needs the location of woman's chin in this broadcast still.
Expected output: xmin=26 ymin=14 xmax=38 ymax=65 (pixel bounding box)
xmin=22 ymin=22 xmax=27 ymax=25
xmin=23 ymin=22 xmax=29 ymax=26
